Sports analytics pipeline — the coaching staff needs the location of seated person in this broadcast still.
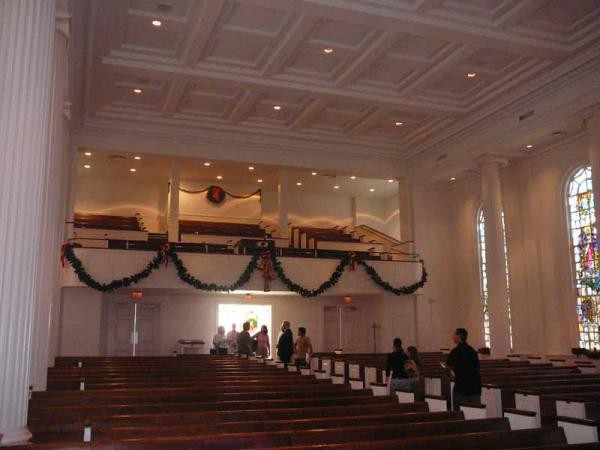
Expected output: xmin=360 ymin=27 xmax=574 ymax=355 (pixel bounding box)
xmin=386 ymin=338 xmax=411 ymax=394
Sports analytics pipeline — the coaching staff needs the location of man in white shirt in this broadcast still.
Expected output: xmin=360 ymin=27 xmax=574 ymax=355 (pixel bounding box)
xmin=226 ymin=323 xmax=239 ymax=354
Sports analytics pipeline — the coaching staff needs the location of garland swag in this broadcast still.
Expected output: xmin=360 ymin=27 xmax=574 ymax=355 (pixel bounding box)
xmin=62 ymin=244 xmax=428 ymax=297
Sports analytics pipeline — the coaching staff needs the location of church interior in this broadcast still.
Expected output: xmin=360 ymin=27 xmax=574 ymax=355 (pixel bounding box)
xmin=2 ymin=0 xmax=600 ymax=448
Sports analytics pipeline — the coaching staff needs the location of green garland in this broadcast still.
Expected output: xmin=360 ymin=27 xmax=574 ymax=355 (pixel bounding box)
xmin=63 ymin=245 xmax=427 ymax=297
xmin=270 ymin=253 xmax=350 ymax=298
xmin=169 ymin=250 xmax=260 ymax=292
xmin=63 ymin=245 xmax=163 ymax=293
xmin=358 ymin=259 xmax=427 ymax=295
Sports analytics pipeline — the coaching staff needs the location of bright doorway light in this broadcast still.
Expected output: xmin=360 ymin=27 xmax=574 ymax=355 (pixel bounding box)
xmin=217 ymin=303 xmax=272 ymax=341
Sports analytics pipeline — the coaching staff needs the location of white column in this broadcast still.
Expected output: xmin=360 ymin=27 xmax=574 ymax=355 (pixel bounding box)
xmin=398 ymin=178 xmax=414 ymax=243
xmin=30 ymin=13 xmax=71 ymax=390
xmin=167 ymin=162 xmax=180 ymax=242
xmin=476 ymin=154 xmax=511 ymax=357
xmin=587 ymin=112 xmax=600 ymax=232
xmin=277 ymin=171 xmax=289 ymax=238
xmin=0 ymin=0 xmax=56 ymax=445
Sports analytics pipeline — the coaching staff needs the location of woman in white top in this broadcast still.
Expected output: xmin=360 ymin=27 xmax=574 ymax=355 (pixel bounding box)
xmin=213 ymin=326 xmax=228 ymax=355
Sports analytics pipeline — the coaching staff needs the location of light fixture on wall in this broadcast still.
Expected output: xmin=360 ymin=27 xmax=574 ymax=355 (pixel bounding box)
xmin=131 ymin=290 xmax=143 ymax=300
xmin=343 ymin=296 xmax=352 ymax=304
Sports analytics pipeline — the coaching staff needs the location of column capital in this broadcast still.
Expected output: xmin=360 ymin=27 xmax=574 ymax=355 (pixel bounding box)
xmin=474 ymin=153 xmax=509 ymax=169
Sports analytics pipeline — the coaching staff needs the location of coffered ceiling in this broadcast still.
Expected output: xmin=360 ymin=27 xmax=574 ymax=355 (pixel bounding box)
xmin=73 ymin=0 xmax=600 ymax=166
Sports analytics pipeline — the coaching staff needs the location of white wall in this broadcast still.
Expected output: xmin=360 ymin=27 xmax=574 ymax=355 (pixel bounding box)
xmin=58 ymin=289 xmax=419 ymax=356
xmin=74 ymin=175 xmax=167 ymax=232
xmin=179 ymin=179 xmax=262 ymax=222
xmin=444 ymin=136 xmax=588 ymax=354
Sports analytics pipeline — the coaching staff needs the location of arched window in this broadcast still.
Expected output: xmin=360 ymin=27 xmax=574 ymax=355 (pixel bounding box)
xmin=477 ymin=207 xmax=513 ymax=349
xmin=567 ymin=167 xmax=599 ymax=349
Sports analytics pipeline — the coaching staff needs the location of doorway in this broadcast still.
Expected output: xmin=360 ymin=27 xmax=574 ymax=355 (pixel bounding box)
xmin=323 ymin=305 xmax=360 ymax=352
xmin=106 ymin=301 xmax=160 ymax=356
xmin=217 ymin=303 xmax=272 ymax=342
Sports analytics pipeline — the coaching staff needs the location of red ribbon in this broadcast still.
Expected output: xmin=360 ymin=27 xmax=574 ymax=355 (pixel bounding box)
xmin=161 ymin=243 xmax=170 ymax=267
xmin=259 ymin=250 xmax=275 ymax=292
xmin=349 ymin=252 xmax=357 ymax=271
xmin=60 ymin=243 xmax=69 ymax=268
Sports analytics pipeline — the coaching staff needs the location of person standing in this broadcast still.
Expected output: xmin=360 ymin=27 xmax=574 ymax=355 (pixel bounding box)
xmin=294 ymin=327 xmax=313 ymax=368
xmin=386 ymin=338 xmax=411 ymax=394
xmin=277 ymin=321 xmax=293 ymax=367
xmin=237 ymin=322 xmax=253 ymax=357
xmin=226 ymin=323 xmax=239 ymax=354
xmin=253 ymin=325 xmax=270 ymax=358
xmin=446 ymin=328 xmax=482 ymax=410
xmin=212 ymin=326 xmax=228 ymax=355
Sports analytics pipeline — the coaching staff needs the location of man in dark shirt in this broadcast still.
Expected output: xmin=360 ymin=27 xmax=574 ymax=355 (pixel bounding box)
xmin=386 ymin=338 xmax=411 ymax=394
xmin=446 ymin=328 xmax=481 ymax=410
xmin=277 ymin=321 xmax=294 ymax=367
xmin=237 ymin=322 xmax=253 ymax=357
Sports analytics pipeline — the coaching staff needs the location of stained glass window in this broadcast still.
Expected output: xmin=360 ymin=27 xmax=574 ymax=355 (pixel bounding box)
xmin=477 ymin=207 xmax=513 ymax=349
xmin=567 ymin=167 xmax=600 ymax=349
xmin=477 ymin=208 xmax=490 ymax=348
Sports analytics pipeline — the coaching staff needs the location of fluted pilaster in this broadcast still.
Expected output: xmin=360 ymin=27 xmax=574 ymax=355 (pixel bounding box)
xmin=0 ymin=0 xmax=56 ymax=445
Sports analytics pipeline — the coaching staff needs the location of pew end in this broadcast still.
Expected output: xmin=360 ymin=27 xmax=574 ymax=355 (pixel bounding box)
xmin=504 ymin=407 xmax=538 ymax=430
xmin=557 ymin=416 xmax=600 ymax=444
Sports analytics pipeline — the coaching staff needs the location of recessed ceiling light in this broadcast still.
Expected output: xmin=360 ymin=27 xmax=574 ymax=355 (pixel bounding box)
xmin=526 ymin=144 xmax=533 ymax=149
xmin=216 ymin=175 xmax=223 ymax=180
xmin=467 ymin=72 xmax=477 ymax=78
xmin=204 ymin=162 xmax=211 ymax=166
xmin=257 ymin=179 xmax=263 ymax=183
xmin=334 ymin=185 xmax=340 ymax=189
xmin=395 ymin=122 xmax=403 ymax=126
xmin=152 ymin=20 xmax=162 ymax=27
xmin=450 ymin=177 xmax=456 ymax=181
xmin=350 ymin=175 xmax=356 ymax=180
xmin=83 ymin=164 xmax=91 ymax=169
xmin=323 ymin=48 xmax=334 ymax=54
xmin=296 ymin=182 xmax=302 ymax=186
xmin=369 ymin=188 xmax=375 ymax=192
xmin=130 ymin=168 xmax=137 ymax=172
xmin=134 ymin=156 xmax=141 ymax=160
xmin=311 ymin=172 xmax=317 ymax=176
xmin=133 ymin=88 xmax=142 ymax=94
xmin=248 ymin=166 xmax=254 ymax=171
xmin=84 ymin=151 xmax=92 ymax=156
xmin=273 ymin=105 xmax=281 ymax=110
xmin=388 ymin=179 xmax=394 ymax=183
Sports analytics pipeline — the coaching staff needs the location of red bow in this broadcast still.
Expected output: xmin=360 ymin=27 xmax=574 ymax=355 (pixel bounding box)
xmin=60 ymin=243 xmax=69 ymax=268
xmin=161 ymin=243 xmax=170 ymax=267
xmin=349 ymin=252 xmax=357 ymax=271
